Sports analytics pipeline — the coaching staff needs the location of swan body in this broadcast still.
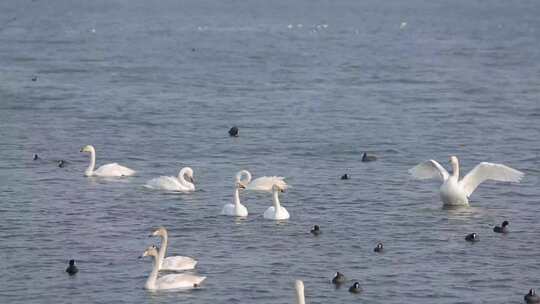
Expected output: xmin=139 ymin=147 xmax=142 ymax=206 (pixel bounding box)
xmin=237 ymin=170 xmax=288 ymax=192
xmin=145 ymin=167 xmax=195 ymax=192
xmin=151 ymin=227 xmax=197 ymax=271
xmin=295 ymin=280 xmax=305 ymax=304
xmin=142 ymin=246 xmax=205 ymax=291
xmin=80 ymin=145 xmax=135 ymax=177
xmin=263 ymin=184 xmax=289 ymax=220
xmin=221 ymin=173 xmax=248 ymax=217
xmin=409 ymin=156 xmax=524 ymax=207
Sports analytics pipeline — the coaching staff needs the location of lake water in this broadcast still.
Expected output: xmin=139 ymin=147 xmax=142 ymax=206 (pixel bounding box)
xmin=1 ymin=0 xmax=539 ymax=303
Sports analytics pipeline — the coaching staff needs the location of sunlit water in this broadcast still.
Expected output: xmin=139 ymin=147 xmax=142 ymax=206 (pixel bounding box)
xmin=1 ymin=0 xmax=539 ymax=303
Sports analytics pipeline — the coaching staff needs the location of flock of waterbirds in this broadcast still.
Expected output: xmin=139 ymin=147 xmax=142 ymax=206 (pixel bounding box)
xmin=32 ymin=127 xmax=536 ymax=302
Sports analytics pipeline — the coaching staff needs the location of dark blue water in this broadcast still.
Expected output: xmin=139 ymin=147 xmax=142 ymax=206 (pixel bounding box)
xmin=1 ymin=0 xmax=539 ymax=303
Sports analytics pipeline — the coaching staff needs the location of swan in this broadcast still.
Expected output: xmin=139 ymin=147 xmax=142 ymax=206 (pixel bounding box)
xmin=80 ymin=145 xmax=135 ymax=177
xmin=141 ymin=245 xmax=205 ymax=291
xmin=145 ymin=167 xmax=195 ymax=192
xmin=295 ymin=280 xmax=305 ymax=304
xmin=240 ymin=170 xmax=288 ymax=192
xmin=221 ymin=173 xmax=248 ymax=217
xmin=409 ymin=156 xmax=524 ymax=207
xmin=150 ymin=227 xmax=197 ymax=271
xmin=263 ymin=184 xmax=290 ymax=220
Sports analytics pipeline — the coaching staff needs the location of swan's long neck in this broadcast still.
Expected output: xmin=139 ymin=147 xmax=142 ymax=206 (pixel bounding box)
xmin=295 ymin=281 xmax=305 ymax=304
xmin=451 ymin=157 xmax=460 ymax=179
xmin=272 ymin=189 xmax=281 ymax=210
xmin=158 ymin=234 xmax=168 ymax=268
xmin=145 ymin=254 xmax=159 ymax=290
xmin=234 ymin=187 xmax=242 ymax=208
xmin=85 ymin=149 xmax=96 ymax=176
xmin=178 ymin=168 xmax=194 ymax=189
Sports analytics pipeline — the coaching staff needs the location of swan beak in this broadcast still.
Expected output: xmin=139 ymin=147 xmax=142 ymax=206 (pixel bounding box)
xmin=238 ymin=183 xmax=246 ymax=189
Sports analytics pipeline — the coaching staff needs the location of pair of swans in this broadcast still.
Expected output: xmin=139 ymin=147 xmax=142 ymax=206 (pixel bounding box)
xmin=81 ymin=145 xmax=196 ymax=192
xmin=142 ymin=227 xmax=205 ymax=291
xmin=221 ymin=170 xmax=289 ymax=220
xmin=409 ymin=156 xmax=524 ymax=207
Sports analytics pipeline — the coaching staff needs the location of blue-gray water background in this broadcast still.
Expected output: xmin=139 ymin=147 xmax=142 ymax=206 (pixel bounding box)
xmin=1 ymin=0 xmax=539 ymax=303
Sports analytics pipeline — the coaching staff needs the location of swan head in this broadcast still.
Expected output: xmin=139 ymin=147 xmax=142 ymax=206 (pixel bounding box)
xmin=150 ymin=227 xmax=168 ymax=238
xmin=180 ymin=167 xmax=195 ymax=183
xmin=80 ymin=145 xmax=95 ymax=153
xmin=295 ymin=279 xmax=304 ymax=292
xmin=141 ymin=245 xmax=159 ymax=258
xmin=272 ymin=184 xmax=285 ymax=193
xmin=235 ymin=170 xmax=252 ymax=187
xmin=449 ymin=155 xmax=459 ymax=167
xmin=235 ymin=181 xmax=246 ymax=189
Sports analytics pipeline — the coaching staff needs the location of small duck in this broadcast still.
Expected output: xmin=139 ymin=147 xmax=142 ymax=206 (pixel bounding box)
xmin=525 ymin=289 xmax=540 ymax=304
xmin=362 ymin=152 xmax=377 ymax=162
xmin=229 ymin=126 xmax=239 ymax=137
xmin=31 ymin=75 xmax=38 ymax=82
xmin=465 ymin=233 xmax=479 ymax=242
xmin=374 ymin=242 xmax=384 ymax=252
xmin=310 ymin=225 xmax=321 ymax=236
xmin=493 ymin=221 xmax=509 ymax=233
xmin=58 ymin=160 xmax=66 ymax=168
xmin=349 ymin=282 xmax=362 ymax=293
xmin=33 ymin=154 xmax=39 ymax=160
xmin=332 ymin=272 xmax=346 ymax=284
xmin=66 ymin=259 xmax=78 ymax=275
xmin=340 ymin=174 xmax=350 ymax=180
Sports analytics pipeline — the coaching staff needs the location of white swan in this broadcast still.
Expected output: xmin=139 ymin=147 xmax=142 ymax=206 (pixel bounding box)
xmin=80 ymin=145 xmax=135 ymax=177
xmin=239 ymin=170 xmax=288 ymax=192
xmin=150 ymin=227 xmax=197 ymax=271
xmin=409 ymin=156 xmax=524 ymax=207
xmin=295 ymin=280 xmax=305 ymax=304
xmin=264 ymin=184 xmax=290 ymax=220
xmin=145 ymin=167 xmax=195 ymax=192
xmin=141 ymin=245 xmax=205 ymax=291
xmin=221 ymin=172 xmax=248 ymax=217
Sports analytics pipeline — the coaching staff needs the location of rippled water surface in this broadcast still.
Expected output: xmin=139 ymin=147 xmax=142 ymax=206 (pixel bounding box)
xmin=1 ymin=0 xmax=539 ymax=303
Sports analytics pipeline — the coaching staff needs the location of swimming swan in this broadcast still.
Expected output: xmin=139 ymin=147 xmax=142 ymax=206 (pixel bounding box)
xmin=150 ymin=227 xmax=197 ymax=271
xmin=240 ymin=170 xmax=288 ymax=192
xmin=221 ymin=172 xmax=248 ymax=217
xmin=263 ymin=184 xmax=290 ymax=220
xmin=80 ymin=145 xmax=135 ymax=177
xmin=409 ymin=156 xmax=524 ymax=207
xmin=141 ymin=245 xmax=205 ymax=291
xmin=295 ymin=280 xmax=305 ymax=304
xmin=145 ymin=167 xmax=195 ymax=192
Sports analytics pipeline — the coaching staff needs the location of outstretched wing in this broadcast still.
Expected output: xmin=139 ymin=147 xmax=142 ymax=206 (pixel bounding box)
xmin=245 ymin=176 xmax=288 ymax=192
xmin=408 ymin=160 xmax=449 ymax=182
xmin=460 ymin=162 xmax=524 ymax=197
